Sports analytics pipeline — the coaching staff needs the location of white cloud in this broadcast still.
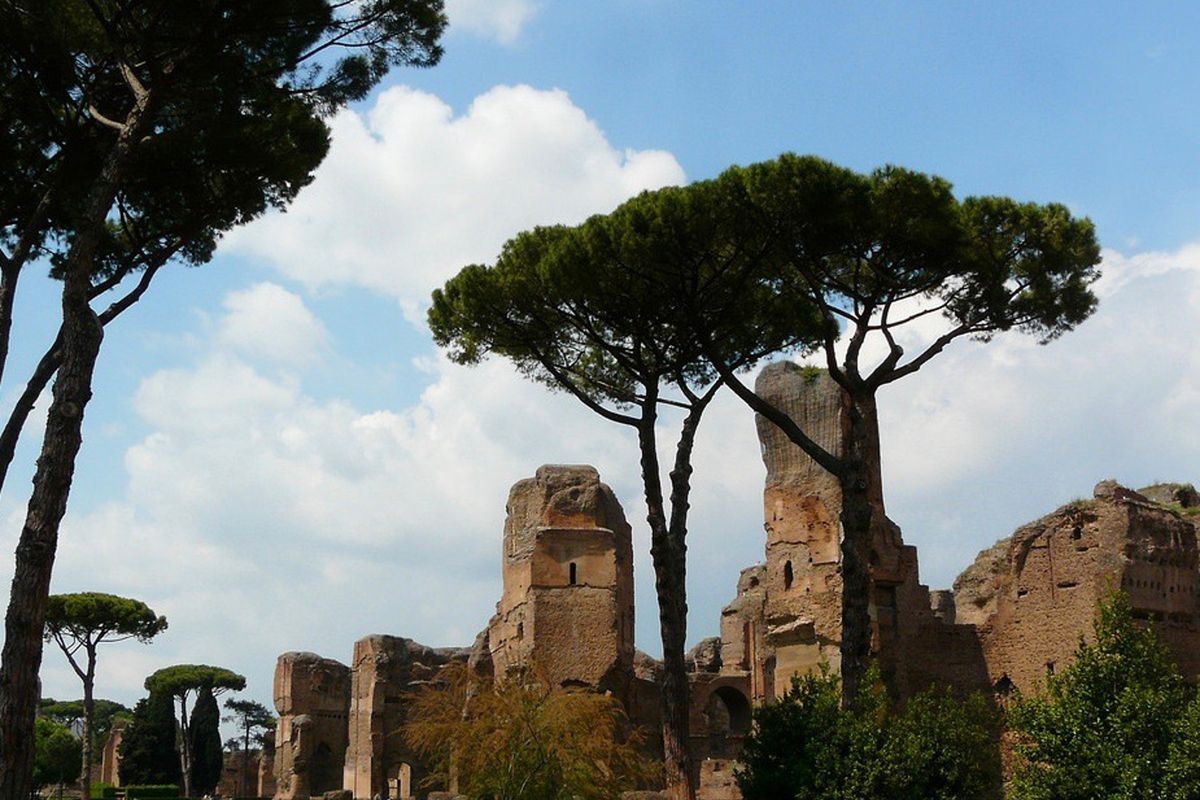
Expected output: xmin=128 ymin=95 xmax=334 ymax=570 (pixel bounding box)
xmin=217 ymin=282 xmax=329 ymax=365
xmin=445 ymin=0 xmax=539 ymax=44
xmin=221 ymin=84 xmax=686 ymax=321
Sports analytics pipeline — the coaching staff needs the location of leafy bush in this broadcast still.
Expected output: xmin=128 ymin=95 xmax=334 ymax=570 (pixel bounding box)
xmin=1009 ymin=590 xmax=1200 ymax=800
xmin=123 ymin=784 xmax=180 ymax=799
xmin=404 ymin=663 xmax=658 ymax=800
xmin=89 ymin=781 xmax=117 ymax=799
xmin=735 ymin=665 xmax=1001 ymax=800
xmin=33 ymin=717 xmax=82 ymax=790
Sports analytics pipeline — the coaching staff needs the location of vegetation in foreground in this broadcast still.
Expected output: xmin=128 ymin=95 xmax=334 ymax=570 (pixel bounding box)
xmin=405 ymin=663 xmax=658 ymax=800
xmin=735 ymin=665 xmax=1001 ymax=800
xmin=1008 ymin=591 xmax=1200 ymax=799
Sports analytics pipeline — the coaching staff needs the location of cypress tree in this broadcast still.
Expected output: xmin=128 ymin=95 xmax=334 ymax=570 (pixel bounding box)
xmin=118 ymin=693 xmax=180 ymax=786
xmin=188 ymin=684 xmax=222 ymax=796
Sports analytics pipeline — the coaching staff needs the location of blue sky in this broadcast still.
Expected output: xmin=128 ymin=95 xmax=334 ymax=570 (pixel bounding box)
xmin=8 ymin=1 xmax=1200 ymax=728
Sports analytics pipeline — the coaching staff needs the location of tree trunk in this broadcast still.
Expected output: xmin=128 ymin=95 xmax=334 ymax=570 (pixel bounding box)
xmin=0 ymin=263 xmax=20 ymax=390
xmin=81 ymin=649 xmax=96 ymax=800
xmin=0 ymin=261 xmax=165 ymax=498
xmin=837 ymin=390 xmax=883 ymax=705
xmin=635 ymin=414 xmax=694 ymax=800
xmin=0 ymin=81 xmax=150 ymax=800
xmin=178 ymin=698 xmax=192 ymax=798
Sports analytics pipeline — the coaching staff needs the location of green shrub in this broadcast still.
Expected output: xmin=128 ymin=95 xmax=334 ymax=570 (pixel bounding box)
xmin=735 ymin=665 xmax=1001 ymax=800
xmin=33 ymin=717 xmax=82 ymax=790
xmin=123 ymin=784 xmax=180 ymax=800
xmin=89 ymin=781 xmax=117 ymax=799
xmin=1009 ymin=590 xmax=1200 ymax=800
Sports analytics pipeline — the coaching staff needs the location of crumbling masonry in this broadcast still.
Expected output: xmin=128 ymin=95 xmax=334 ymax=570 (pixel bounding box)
xmin=273 ymin=362 xmax=1200 ymax=799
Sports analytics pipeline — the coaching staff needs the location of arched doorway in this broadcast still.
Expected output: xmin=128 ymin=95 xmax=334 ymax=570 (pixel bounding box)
xmin=705 ymin=685 xmax=752 ymax=758
xmin=387 ymin=762 xmax=413 ymax=799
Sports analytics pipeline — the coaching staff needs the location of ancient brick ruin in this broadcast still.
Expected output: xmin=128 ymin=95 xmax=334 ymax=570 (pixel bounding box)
xmin=272 ymin=363 xmax=1200 ymax=799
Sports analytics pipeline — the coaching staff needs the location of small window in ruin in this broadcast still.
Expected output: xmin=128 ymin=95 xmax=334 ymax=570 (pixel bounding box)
xmin=1045 ymin=660 xmax=1056 ymax=676
xmin=1071 ymin=525 xmax=1083 ymax=540
xmin=569 ymin=562 xmax=578 ymax=585
xmin=517 ymin=622 xmax=524 ymax=639
xmin=784 ymin=560 xmax=794 ymax=590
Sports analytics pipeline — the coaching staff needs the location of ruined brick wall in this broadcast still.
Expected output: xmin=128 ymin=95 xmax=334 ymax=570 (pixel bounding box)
xmin=273 ymin=652 xmax=351 ymax=800
xmin=219 ymin=750 xmax=261 ymax=798
xmin=99 ymin=720 xmax=125 ymax=786
xmin=954 ymin=480 xmax=1200 ymax=693
xmin=258 ymin=744 xmax=277 ymax=799
xmin=717 ymin=566 xmax=768 ymax=702
xmin=750 ymin=363 xmax=987 ymax=699
xmin=488 ymin=465 xmax=634 ymax=692
xmin=343 ymin=636 xmax=467 ymax=800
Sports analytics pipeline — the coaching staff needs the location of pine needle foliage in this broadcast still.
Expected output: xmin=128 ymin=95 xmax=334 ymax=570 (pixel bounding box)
xmin=404 ymin=664 xmax=658 ymax=800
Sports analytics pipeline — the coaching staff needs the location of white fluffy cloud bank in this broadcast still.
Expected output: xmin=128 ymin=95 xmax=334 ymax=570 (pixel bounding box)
xmin=222 ymin=84 xmax=685 ymax=320
xmin=445 ymin=0 xmax=539 ymax=44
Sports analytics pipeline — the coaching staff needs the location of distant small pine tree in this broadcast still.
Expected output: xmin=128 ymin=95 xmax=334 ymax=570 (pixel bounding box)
xmin=119 ymin=692 xmax=180 ymax=786
xmin=189 ymin=684 xmax=223 ymax=796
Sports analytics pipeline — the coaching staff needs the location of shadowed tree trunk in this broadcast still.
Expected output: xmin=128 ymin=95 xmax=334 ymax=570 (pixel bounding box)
xmin=80 ymin=646 xmax=96 ymax=800
xmin=0 ymin=81 xmax=149 ymax=800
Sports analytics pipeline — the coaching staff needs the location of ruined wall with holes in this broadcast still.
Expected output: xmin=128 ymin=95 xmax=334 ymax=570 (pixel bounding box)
xmin=742 ymin=363 xmax=1200 ymax=703
xmin=743 ymin=363 xmax=991 ymax=702
xmin=273 ymin=652 xmax=351 ymax=800
xmin=486 ymin=464 xmax=636 ymax=693
xmin=342 ymin=636 xmax=468 ymax=800
xmin=954 ymin=479 xmax=1200 ymax=693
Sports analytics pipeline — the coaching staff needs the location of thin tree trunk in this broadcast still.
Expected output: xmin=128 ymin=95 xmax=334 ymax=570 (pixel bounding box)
xmin=0 ymin=246 xmax=105 ymax=800
xmin=81 ymin=650 xmax=96 ymax=800
xmin=635 ymin=405 xmax=694 ymax=800
xmin=0 ymin=259 xmax=165 ymax=498
xmin=0 ymin=79 xmax=150 ymax=800
xmin=178 ymin=697 xmax=192 ymax=798
xmin=0 ymin=264 xmax=20 ymax=390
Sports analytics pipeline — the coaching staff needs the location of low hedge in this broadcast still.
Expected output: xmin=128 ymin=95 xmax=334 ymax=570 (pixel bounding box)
xmin=123 ymin=785 xmax=179 ymax=800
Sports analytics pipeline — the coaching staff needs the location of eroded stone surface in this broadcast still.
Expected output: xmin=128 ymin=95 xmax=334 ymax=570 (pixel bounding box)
xmin=952 ymin=480 xmax=1200 ymax=691
xmin=343 ymin=635 xmax=468 ymax=800
xmin=273 ymin=652 xmax=351 ymax=800
xmin=488 ymin=464 xmax=635 ymax=693
xmin=99 ymin=719 xmax=125 ymax=786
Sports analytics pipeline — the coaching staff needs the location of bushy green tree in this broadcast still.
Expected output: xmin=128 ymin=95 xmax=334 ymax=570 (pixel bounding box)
xmin=33 ymin=717 xmax=82 ymax=794
xmin=40 ymin=698 xmax=131 ymax=763
xmin=405 ymin=664 xmax=658 ymax=800
xmin=1009 ymin=591 xmax=1200 ymax=799
xmin=735 ymin=666 xmax=1000 ymax=800
xmin=187 ymin=685 xmax=222 ymax=797
xmin=118 ymin=693 xmax=180 ymax=787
